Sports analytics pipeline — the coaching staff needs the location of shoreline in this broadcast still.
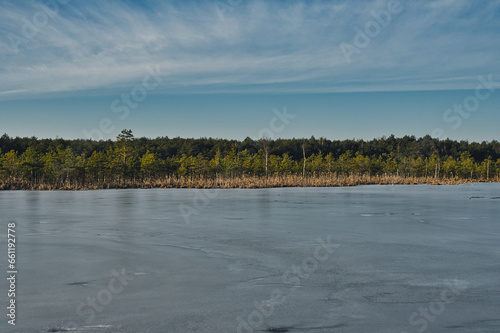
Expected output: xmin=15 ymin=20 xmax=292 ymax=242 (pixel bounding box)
xmin=1 ymin=175 xmax=498 ymax=191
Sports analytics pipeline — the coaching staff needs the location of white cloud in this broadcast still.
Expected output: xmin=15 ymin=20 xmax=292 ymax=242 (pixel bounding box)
xmin=0 ymin=0 xmax=498 ymax=98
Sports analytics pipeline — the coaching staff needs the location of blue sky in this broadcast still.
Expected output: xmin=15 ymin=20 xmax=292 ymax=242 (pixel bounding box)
xmin=0 ymin=0 xmax=499 ymax=141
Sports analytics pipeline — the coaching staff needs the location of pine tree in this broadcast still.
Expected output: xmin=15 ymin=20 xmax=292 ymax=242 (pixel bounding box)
xmin=140 ymin=150 xmax=159 ymax=179
xmin=1 ymin=150 xmax=21 ymax=182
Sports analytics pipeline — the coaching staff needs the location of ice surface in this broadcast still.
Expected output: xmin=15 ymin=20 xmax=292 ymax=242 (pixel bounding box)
xmin=1 ymin=184 xmax=499 ymax=332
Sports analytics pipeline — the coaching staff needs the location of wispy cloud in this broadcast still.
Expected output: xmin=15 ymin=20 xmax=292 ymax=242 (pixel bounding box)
xmin=0 ymin=0 xmax=499 ymax=99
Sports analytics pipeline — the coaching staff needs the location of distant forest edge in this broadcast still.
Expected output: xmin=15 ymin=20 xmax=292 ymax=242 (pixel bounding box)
xmin=0 ymin=130 xmax=499 ymax=190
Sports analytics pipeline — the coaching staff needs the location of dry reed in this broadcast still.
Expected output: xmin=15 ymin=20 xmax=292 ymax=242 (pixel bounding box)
xmin=0 ymin=174 xmax=498 ymax=191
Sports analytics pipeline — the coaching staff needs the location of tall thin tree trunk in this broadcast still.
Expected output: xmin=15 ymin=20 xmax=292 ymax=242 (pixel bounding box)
xmin=265 ymin=150 xmax=268 ymax=178
xmin=487 ymin=159 xmax=490 ymax=179
xmin=302 ymin=144 xmax=306 ymax=177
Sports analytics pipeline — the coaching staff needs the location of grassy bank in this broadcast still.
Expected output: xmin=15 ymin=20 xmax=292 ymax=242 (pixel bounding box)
xmin=0 ymin=174 xmax=497 ymax=190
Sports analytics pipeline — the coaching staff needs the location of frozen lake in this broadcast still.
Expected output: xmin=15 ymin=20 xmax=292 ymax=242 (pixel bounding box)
xmin=1 ymin=184 xmax=500 ymax=333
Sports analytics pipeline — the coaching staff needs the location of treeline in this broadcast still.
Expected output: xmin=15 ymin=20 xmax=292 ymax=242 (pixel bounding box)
xmin=0 ymin=130 xmax=499 ymax=189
